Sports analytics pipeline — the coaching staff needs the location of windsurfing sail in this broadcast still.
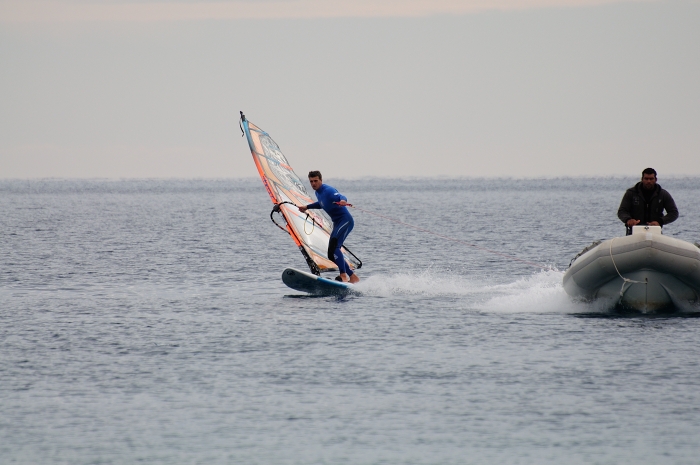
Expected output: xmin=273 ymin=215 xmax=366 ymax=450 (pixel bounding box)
xmin=240 ymin=112 xmax=361 ymax=275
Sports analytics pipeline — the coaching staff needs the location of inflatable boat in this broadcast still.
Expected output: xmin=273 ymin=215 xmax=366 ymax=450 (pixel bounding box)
xmin=563 ymin=225 xmax=700 ymax=312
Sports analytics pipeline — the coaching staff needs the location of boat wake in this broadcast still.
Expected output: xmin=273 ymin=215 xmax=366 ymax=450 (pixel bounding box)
xmin=354 ymin=269 xmax=619 ymax=314
xmin=356 ymin=268 xmax=499 ymax=297
xmin=354 ymin=269 xmax=700 ymax=315
xmin=473 ymin=271 xmax=610 ymax=314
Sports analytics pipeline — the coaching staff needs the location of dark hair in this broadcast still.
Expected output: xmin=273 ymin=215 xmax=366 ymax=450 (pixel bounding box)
xmin=308 ymin=170 xmax=322 ymax=180
xmin=642 ymin=167 xmax=657 ymax=177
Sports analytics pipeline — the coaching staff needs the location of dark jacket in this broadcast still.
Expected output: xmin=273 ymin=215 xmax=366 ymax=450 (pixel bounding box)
xmin=617 ymin=182 xmax=678 ymax=227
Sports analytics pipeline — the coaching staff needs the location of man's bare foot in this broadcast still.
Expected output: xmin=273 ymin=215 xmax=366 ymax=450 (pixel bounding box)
xmin=339 ymin=273 xmax=350 ymax=282
xmin=349 ymin=274 xmax=360 ymax=284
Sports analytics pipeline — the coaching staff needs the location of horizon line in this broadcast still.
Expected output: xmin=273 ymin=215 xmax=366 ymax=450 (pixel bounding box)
xmin=1 ymin=0 xmax=660 ymax=23
xmin=2 ymin=174 xmax=696 ymax=181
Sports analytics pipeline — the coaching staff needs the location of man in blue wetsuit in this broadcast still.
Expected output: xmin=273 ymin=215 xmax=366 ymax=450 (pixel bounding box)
xmin=298 ymin=171 xmax=360 ymax=283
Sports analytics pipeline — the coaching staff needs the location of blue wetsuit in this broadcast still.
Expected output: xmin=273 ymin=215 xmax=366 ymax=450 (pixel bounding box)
xmin=306 ymin=184 xmax=355 ymax=276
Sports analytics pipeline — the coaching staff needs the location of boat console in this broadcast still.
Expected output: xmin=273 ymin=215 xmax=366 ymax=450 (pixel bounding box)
xmin=631 ymin=225 xmax=662 ymax=235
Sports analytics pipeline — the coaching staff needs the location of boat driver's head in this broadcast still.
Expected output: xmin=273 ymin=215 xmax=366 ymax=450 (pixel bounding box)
xmin=641 ymin=168 xmax=657 ymax=190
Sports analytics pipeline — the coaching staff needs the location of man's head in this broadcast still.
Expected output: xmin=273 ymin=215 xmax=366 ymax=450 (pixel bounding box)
xmin=308 ymin=170 xmax=323 ymax=191
xmin=641 ymin=167 xmax=657 ymax=190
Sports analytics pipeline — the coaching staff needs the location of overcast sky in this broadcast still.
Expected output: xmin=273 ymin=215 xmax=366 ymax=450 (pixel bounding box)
xmin=1 ymin=0 xmax=699 ymax=179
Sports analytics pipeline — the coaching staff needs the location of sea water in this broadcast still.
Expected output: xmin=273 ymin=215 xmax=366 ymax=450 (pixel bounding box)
xmin=1 ymin=177 xmax=699 ymax=464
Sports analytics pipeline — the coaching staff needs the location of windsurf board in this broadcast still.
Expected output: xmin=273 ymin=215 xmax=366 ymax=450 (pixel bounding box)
xmin=282 ymin=268 xmax=355 ymax=296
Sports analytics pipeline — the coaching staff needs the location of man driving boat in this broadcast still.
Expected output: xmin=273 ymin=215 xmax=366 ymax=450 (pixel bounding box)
xmin=617 ymin=168 xmax=678 ymax=235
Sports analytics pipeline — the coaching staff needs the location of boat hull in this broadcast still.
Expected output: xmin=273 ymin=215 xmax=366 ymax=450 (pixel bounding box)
xmin=563 ymin=228 xmax=700 ymax=312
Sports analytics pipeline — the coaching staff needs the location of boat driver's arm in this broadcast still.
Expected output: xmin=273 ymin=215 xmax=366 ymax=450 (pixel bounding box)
xmin=618 ymin=191 xmax=636 ymax=227
xmin=661 ymin=193 xmax=679 ymax=226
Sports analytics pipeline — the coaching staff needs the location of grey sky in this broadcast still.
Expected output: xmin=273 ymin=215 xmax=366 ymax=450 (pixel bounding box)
xmin=1 ymin=1 xmax=699 ymax=179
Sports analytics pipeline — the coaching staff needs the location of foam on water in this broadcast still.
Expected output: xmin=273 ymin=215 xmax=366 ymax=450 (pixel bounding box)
xmin=355 ymin=268 xmax=500 ymax=297
xmin=472 ymin=270 xmax=567 ymax=313
xmin=354 ymin=269 xmax=623 ymax=314
xmin=474 ymin=270 xmax=618 ymax=313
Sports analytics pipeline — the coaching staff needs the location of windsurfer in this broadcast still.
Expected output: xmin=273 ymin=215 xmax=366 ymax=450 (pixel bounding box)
xmin=298 ymin=171 xmax=360 ymax=284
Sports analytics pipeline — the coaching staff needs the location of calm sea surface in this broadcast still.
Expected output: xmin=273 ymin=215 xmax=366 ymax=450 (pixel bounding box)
xmin=1 ymin=177 xmax=700 ymax=464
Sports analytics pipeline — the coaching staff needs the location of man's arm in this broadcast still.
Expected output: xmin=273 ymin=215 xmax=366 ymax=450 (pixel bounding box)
xmin=298 ymin=202 xmax=320 ymax=213
xmin=331 ymin=190 xmax=347 ymax=203
xmin=660 ymin=191 xmax=679 ymax=225
xmin=617 ymin=191 xmax=634 ymax=224
xmin=333 ymin=191 xmax=348 ymax=206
